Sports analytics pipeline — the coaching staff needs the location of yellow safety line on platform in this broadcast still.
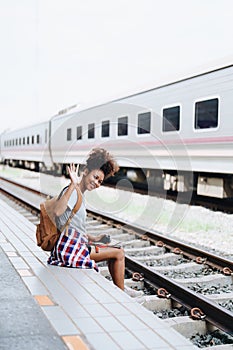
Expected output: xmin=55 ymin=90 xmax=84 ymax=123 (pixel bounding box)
xmin=34 ymin=295 xmax=55 ymax=306
xmin=62 ymin=335 xmax=90 ymax=350
xmin=18 ymin=269 xmax=33 ymax=276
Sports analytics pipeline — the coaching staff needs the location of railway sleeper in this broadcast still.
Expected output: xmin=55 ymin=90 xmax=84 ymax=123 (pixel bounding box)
xmin=135 ymin=294 xmax=171 ymax=312
xmin=134 ymin=252 xmax=185 ymax=265
xmin=152 ymin=261 xmax=203 ymax=274
xmin=86 ymin=217 xmax=101 ymax=223
xmin=87 ymin=231 xmax=136 ymax=242
xmin=166 ymin=318 xmax=233 ymax=349
xmin=106 ymin=233 xmax=136 ymax=242
xmin=174 ymin=274 xmax=232 ymax=288
xmin=86 ymin=227 xmax=124 ymax=235
xmin=164 ymin=316 xmax=207 ymax=339
xmin=100 ymin=228 xmax=124 ymax=236
xmin=125 ymin=245 xmax=165 ymax=256
xmin=206 ymin=292 xmax=233 ymax=303
xmin=121 ymin=239 xmax=150 ymax=248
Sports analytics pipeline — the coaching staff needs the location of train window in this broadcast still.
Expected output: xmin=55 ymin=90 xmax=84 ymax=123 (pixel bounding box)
xmin=162 ymin=106 xmax=180 ymax=132
xmin=88 ymin=123 xmax=95 ymax=139
xmin=137 ymin=112 xmax=151 ymax=134
xmin=19 ymin=138 xmax=21 ymax=145
xmin=36 ymin=134 xmax=40 ymax=144
xmin=32 ymin=135 xmax=34 ymax=144
xmin=195 ymin=98 xmax=218 ymax=129
xmin=76 ymin=126 xmax=82 ymax=140
xmin=118 ymin=116 xmax=128 ymax=136
xmin=27 ymin=136 xmax=30 ymax=144
xmin=102 ymin=120 xmax=110 ymax=137
xmin=16 ymin=139 xmax=18 ymax=146
xmin=67 ymin=128 xmax=72 ymax=141
xmin=23 ymin=137 xmax=25 ymax=145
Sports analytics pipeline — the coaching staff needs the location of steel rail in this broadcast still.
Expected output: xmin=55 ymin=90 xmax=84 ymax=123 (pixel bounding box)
xmin=125 ymin=256 xmax=233 ymax=335
xmin=87 ymin=207 xmax=233 ymax=271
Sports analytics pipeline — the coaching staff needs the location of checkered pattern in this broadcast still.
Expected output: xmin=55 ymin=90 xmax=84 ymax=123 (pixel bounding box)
xmin=48 ymin=228 xmax=98 ymax=271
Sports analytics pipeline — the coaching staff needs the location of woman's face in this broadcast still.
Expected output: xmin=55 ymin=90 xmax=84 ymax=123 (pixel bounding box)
xmin=83 ymin=169 xmax=104 ymax=191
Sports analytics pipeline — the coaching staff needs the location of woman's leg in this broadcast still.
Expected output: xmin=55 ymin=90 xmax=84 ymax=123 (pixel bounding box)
xmin=108 ymin=259 xmax=114 ymax=279
xmin=90 ymin=247 xmax=125 ymax=290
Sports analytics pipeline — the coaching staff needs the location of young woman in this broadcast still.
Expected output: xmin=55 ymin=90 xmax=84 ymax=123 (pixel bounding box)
xmin=47 ymin=148 xmax=125 ymax=290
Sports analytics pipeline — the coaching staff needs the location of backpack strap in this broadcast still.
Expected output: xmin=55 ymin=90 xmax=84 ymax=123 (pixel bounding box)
xmin=60 ymin=185 xmax=83 ymax=234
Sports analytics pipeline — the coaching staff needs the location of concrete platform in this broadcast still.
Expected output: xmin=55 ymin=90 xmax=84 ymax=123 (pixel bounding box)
xmin=0 ymin=198 xmax=197 ymax=350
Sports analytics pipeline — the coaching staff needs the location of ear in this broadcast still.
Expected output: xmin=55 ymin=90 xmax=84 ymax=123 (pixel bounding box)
xmin=83 ymin=168 xmax=89 ymax=176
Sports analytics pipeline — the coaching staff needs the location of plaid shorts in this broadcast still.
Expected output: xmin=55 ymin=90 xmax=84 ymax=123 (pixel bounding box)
xmin=48 ymin=227 xmax=98 ymax=271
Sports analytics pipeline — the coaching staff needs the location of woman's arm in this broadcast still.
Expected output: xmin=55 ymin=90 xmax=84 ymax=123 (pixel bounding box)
xmin=53 ymin=164 xmax=81 ymax=216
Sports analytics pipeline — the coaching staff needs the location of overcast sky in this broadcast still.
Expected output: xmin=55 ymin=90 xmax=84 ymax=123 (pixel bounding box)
xmin=1 ymin=0 xmax=233 ymax=132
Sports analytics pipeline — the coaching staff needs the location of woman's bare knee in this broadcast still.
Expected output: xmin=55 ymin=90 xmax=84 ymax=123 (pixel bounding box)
xmin=90 ymin=246 xmax=124 ymax=262
xmin=116 ymin=247 xmax=125 ymax=260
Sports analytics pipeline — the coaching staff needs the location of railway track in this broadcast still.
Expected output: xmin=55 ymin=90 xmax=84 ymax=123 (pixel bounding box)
xmin=0 ymin=176 xmax=233 ymax=348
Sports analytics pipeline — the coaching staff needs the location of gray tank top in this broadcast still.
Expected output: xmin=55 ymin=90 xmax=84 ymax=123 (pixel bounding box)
xmin=55 ymin=187 xmax=86 ymax=236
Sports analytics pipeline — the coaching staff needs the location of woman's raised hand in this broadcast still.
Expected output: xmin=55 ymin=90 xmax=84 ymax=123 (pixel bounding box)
xmin=67 ymin=163 xmax=82 ymax=186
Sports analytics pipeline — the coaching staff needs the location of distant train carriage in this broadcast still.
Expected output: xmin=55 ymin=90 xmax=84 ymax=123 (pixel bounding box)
xmin=0 ymin=121 xmax=52 ymax=172
xmin=1 ymin=64 xmax=233 ymax=198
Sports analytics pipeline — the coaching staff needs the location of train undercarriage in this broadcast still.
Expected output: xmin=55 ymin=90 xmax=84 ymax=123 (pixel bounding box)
xmin=2 ymin=159 xmax=233 ymax=199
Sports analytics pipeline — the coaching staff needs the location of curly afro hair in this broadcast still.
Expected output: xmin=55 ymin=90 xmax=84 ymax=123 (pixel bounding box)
xmin=86 ymin=148 xmax=119 ymax=179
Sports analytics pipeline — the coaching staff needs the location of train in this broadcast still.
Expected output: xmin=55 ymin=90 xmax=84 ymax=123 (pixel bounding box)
xmin=1 ymin=64 xmax=233 ymax=199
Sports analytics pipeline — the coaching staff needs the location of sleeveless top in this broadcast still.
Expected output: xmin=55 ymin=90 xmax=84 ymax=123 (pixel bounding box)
xmin=55 ymin=186 xmax=86 ymax=236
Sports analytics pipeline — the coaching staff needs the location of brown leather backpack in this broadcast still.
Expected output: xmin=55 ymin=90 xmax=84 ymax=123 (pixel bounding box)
xmin=36 ymin=186 xmax=82 ymax=251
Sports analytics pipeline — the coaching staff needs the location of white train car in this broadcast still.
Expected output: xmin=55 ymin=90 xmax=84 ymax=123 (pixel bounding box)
xmin=1 ymin=64 xmax=233 ymax=198
xmin=1 ymin=121 xmax=52 ymax=171
xmin=50 ymin=65 xmax=233 ymax=198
